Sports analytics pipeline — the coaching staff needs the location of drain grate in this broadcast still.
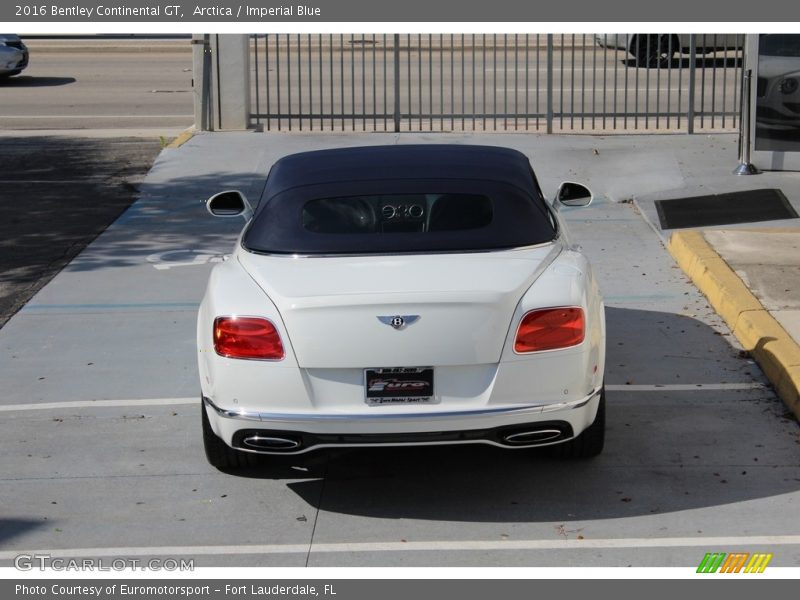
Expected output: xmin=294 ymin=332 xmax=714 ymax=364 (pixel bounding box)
xmin=655 ymin=189 xmax=798 ymax=230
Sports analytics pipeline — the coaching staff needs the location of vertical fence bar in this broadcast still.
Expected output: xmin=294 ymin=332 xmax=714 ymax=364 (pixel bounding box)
xmin=525 ymin=34 xmax=529 ymax=130
xmin=559 ymin=34 xmax=564 ymax=130
xmin=589 ymin=33 xmax=595 ymax=130
xmin=361 ymin=35 xmax=366 ymax=131
xmin=307 ymin=34 xmax=312 ymax=131
xmin=372 ymin=34 xmax=377 ymax=131
xmin=677 ymin=34 xmax=683 ymax=129
xmin=253 ymin=35 xmax=260 ymax=128
xmin=493 ymin=34 xmax=497 ymax=130
xmin=569 ymin=33 xmax=575 ymax=130
xmin=688 ymin=34 xmax=696 ymax=133
xmin=276 ymin=35 xmax=281 ymax=130
xmin=286 ymin=35 xmax=292 ymax=131
xmin=514 ymin=33 xmax=519 ymax=131
xmin=297 ymin=34 xmax=302 ymax=131
xmin=393 ymin=34 xmax=400 ymax=132
xmin=601 ymin=34 xmax=607 ymax=129
xmin=482 ymin=34 xmax=486 ymax=130
xmin=339 ymin=34 xmax=344 ymax=131
xmin=440 ymin=33 xmax=444 ymax=131
xmin=711 ymin=34 xmax=718 ymax=129
xmin=666 ymin=35 xmax=673 ymax=129
xmin=503 ymin=34 xmax=508 ymax=130
xmin=645 ymin=35 xmax=651 ymax=130
xmin=407 ymin=34 xmax=412 ymax=131
xmin=634 ymin=36 xmax=640 ymax=129
xmin=349 ymin=33 xmax=356 ymax=131
xmin=536 ymin=34 xmax=540 ymax=130
xmin=722 ymin=38 xmax=728 ymax=129
xmin=265 ymin=34 xmax=271 ymax=131
xmin=472 ymin=34 xmax=476 ymax=130
xmin=699 ymin=35 xmax=707 ymax=129
xmin=546 ymin=34 xmax=553 ymax=134
xmin=451 ymin=33 xmax=455 ymax=131
xmin=328 ymin=34 xmax=333 ymax=131
xmin=428 ymin=34 xmax=433 ymax=130
xmin=318 ymin=34 xmax=323 ymax=130
xmin=461 ymin=33 xmax=465 ymax=131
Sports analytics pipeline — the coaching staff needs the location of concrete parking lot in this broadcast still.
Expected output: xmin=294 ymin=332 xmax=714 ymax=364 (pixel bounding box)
xmin=0 ymin=132 xmax=799 ymax=568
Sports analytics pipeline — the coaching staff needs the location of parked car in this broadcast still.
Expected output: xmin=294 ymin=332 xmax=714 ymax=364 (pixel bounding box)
xmin=595 ymin=34 xmax=743 ymax=68
xmin=756 ymin=34 xmax=800 ymax=131
xmin=197 ymin=145 xmax=606 ymax=470
xmin=0 ymin=34 xmax=28 ymax=77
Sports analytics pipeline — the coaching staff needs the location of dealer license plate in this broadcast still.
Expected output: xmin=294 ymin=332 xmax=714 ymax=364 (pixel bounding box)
xmin=364 ymin=367 xmax=435 ymax=405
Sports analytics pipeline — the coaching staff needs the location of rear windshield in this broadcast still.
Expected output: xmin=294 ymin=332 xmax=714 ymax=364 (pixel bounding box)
xmin=243 ymin=179 xmax=555 ymax=255
xmin=301 ymin=194 xmax=493 ymax=235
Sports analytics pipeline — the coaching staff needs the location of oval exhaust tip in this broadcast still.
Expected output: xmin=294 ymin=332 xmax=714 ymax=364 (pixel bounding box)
xmin=242 ymin=435 xmax=301 ymax=451
xmin=503 ymin=429 xmax=563 ymax=445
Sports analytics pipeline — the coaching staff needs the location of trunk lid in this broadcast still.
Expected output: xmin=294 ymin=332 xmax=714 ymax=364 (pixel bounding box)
xmin=237 ymin=245 xmax=560 ymax=368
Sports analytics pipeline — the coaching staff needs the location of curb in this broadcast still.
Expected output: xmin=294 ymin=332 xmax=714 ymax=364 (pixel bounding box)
xmin=668 ymin=230 xmax=800 ymax=419
xmin=166 ymin=128 xmax=196 ymax=149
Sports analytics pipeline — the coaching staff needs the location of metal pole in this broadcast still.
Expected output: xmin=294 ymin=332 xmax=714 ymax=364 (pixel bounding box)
xmin=393 ymin=34 xmax=401 ymax=132
xmin=687 ymin=34 xmax=696 ymax=133
xmin=733 ymin=69 xmax=759 ymax=175
xmin=546 ymin=34 xmax=553 ymax=134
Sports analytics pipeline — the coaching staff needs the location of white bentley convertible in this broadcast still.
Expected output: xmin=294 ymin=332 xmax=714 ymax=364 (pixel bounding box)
xmin=198 ymin=145 xmax=606 ymax=469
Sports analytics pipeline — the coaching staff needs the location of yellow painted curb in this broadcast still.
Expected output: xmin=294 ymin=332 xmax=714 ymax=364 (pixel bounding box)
xmin=668 ymin=230 xmax=800 ymax=420
xmin=166 ymin=128 xmax=196 ymax=149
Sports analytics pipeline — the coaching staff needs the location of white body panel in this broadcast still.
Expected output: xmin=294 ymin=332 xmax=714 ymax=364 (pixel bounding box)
xmin=198 ymin=235 xmax=606 ymax=453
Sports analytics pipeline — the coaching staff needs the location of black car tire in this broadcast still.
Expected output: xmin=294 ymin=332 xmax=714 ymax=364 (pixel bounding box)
xmin=202 ymin=400 xmax=260 ymax=469
xmin=632 ymin=35 xmax=674 ymax=68
xmin=546 ymin=386 xmax=605 ymax=459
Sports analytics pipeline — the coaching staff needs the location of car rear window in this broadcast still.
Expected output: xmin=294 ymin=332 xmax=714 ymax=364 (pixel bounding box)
xmin=301 ymin=194 xmax=493 ymax=235
xmin=243 ymin=179 xmax=555 ymax=255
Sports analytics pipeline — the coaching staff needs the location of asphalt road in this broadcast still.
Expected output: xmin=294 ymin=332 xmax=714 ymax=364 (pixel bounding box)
xmin=0 ymin=48 xmax=193 ymax=131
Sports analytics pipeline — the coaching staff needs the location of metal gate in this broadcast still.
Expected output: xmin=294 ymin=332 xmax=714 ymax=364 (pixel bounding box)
xmin=250 ymin=34 xmax=743 ymax=133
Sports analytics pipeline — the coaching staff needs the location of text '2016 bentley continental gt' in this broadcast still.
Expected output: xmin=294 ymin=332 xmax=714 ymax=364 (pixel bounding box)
xmin=198 ymin=145 xmax=606 ymax=469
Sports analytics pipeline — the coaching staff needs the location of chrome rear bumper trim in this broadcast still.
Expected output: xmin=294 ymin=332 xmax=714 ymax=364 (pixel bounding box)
xmin=203 ymin=386 xmax=600 ymax=423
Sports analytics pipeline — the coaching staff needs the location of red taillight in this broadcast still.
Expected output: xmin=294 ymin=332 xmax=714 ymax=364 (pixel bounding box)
xmin=514 ymin=307 xmax=585 ymax=353
xmin=213 ymin=317 xmax=285 ymax=360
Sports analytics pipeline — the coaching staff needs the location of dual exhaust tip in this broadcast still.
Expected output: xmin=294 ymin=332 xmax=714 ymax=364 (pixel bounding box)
xmin=239 ymin=426 xmax=567 ymax=453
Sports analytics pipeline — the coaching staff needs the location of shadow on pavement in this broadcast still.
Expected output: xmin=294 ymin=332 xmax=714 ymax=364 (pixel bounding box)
xmin=0 ymin=136 xmax=161 ymax=326
xmin=225 ymin=305 xmax=799 ymax=523
xmin=0 ymin=76 xmax=76 ymax=87
xmin=0 ymin=519 xmax=49 ymax=546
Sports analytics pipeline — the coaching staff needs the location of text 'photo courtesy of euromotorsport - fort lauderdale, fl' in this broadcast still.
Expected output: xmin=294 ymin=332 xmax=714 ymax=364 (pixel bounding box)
xmin=15 ymin=585 xmax=325 ymax=597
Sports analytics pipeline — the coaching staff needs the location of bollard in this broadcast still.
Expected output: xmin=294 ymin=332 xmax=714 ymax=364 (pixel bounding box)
xmin=734 ymin=69 xmax=760 ymax=175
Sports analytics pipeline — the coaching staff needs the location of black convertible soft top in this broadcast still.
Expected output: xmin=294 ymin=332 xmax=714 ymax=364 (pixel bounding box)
xmin=243 ymin=145 xmax=557 ymax=255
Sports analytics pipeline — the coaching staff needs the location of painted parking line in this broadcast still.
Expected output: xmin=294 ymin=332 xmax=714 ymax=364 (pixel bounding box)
xmin=2 ymin=535 xmax=800 ymax=560
xmin=0 ymin=398 xmax=198 ymax=413
xmin=0 ymin=384 xmax=768 ymax=413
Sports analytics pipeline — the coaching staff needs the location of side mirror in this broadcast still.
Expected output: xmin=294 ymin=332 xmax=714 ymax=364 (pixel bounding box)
xmin=206 ymin=190 xmax=253 ymax=221
xmin=555 ymin=182 xmax=593 ymax=207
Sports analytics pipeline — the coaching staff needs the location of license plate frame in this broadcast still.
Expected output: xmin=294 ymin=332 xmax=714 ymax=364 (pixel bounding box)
xmin=364 ymin=367 xmax=436 ymax=405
